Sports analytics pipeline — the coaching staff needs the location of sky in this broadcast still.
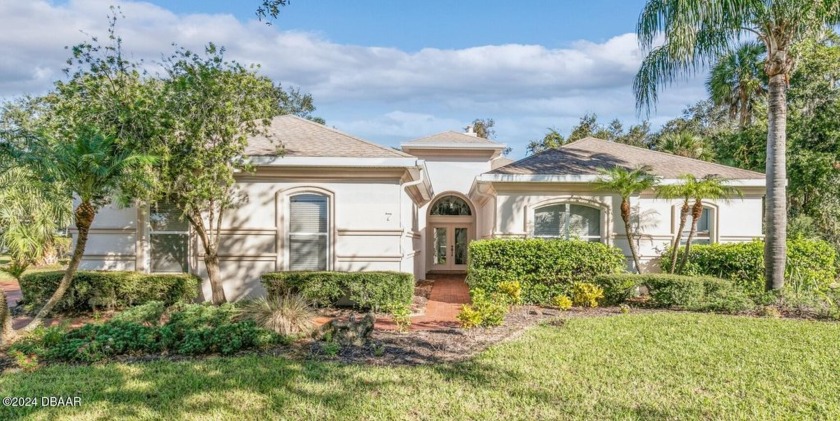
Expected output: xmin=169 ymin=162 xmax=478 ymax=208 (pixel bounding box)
xmin=0 ymin=0 xmax=708 ymax=158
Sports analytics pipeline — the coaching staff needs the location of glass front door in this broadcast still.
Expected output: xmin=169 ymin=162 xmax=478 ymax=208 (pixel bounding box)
xmin=430 ymin=225 xmax=470 ymax=271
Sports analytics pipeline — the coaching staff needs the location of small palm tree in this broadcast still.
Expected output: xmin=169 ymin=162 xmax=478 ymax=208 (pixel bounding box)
xmin=8 ymin=128 xmax=155 ymax=331
xmin=655 ymin=175 xmax=698 ymax=273
xmin=677 ymin=176 xmax=743 ymax=274
xmin=634 ymin=0 xmax=840 ymax=290
xmin=707 ymin=42 xmax=767 ymax=128
xmin=596 ymin=166 xmax=659 ymax=273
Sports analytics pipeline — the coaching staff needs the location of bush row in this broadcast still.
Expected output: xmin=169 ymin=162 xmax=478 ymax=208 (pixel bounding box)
xmin=19 ymin=271 xmax=200 ymax=314
xmin=593 ymin=273 xmax=755 ymax=313
xmin=10 ymin=302 xmax=283 ymax=363
xmin=467 ymin=239 xmax=626 ymax=305
xmin=661 ymin=239 xmax=837 ymax=293
xmin=260 ymin=271 xmax=413 ymax=311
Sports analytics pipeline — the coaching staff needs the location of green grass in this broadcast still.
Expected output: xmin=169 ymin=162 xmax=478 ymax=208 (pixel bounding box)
xmin=2 ymin=313 xmax=840 ymax=420
xmin=0 ymin=256 xmax=65 ymax=282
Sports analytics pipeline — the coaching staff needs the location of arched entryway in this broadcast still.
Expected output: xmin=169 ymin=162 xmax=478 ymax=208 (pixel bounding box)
xmin=427 ymin=193 xmax=475 ymax=273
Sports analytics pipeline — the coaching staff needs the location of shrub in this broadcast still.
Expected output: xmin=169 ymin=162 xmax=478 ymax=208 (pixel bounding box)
xmin=467 ymin=239 xmax=626 ymax=304
xmin=593 ymin=274 xmax=641 ymax=305
xmin=388 ymin=302 xmax=412 ymax=333
xmin=19 ymin=271 xmax=199 ymax=314
xmin=260 ymin=271 xmax=413 ymax=311
xmin=643 ymin=274 xmax=754 ymax=313
xmin=112 ymin=301 xmax=167 ymax=326
xmin=458 ymin=289 xmax=509 ymax=328
xmin=240 ymin=295 xmax=315 ymax=336
xmin=552 ymin=295 xmax=572 ymax=311
xmin=456 ymin=304 xmax=482 ymax=328
xmin=571 ymin=282 xmax=604 ymax=308
xmin=496 ymin=281 xmax=522 ymax=305
xmin=661 ymin=239 xmax=836 ymax=293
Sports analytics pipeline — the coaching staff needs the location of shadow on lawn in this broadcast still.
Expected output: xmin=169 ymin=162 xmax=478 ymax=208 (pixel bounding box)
xmin=0 ymin=353 xmax=526 ymax=419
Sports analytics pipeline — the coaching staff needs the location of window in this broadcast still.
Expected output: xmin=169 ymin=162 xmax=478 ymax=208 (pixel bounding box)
xmin=289 ymin=194 xmax=329 ymax=271
xmin=430 ymin=196 xmax=471 ymax=216
xmin=681 ymin=207 xmax=712 ymax=244
xmin=149 ymin=202 xmax=189 ymax=273
xmin=534 ymin=203 xmax=601 ymax=242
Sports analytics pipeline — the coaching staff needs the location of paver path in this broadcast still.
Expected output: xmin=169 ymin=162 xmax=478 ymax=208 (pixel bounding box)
xmin=377 ymin=273 xmax=470 ymax=331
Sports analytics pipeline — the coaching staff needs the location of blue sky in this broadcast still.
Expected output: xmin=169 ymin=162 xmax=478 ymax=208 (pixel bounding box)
xmin=3 ymin=1 xmax=707 ymax=158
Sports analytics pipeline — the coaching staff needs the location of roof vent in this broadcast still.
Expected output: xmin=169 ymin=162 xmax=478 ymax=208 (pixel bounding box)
xmin=464 ymin=125 xmax=477 ymax=137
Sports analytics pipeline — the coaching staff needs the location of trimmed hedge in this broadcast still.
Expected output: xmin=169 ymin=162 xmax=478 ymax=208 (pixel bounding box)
xmin=260 ymin=271 xmax=413 ymax=311
xmin=594 ymin=273 xmax=754 ymax=313
xmin=661 ymin=239 xmax=837 ymax=292
xmin=19 ymin=271 xmax=200 ymax=314
xmin=467 ymin=239 xmax=627 ymax=305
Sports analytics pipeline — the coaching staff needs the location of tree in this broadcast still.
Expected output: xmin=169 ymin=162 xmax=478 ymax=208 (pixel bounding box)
xmin=677 ymin=176 xmax=743 ymax=274
xmin=256 ymin=0 xmax=290 ymax=22
xmin=6 ymin=129 xmax=155 ymax=331
xmin=275 ymin=84 xmax=325 ymax=124
xmin=707 ymin=42 xmax=767 ymax=128
xmin=154 ymin=44 xmax=277 ymax=304
xmin=634 ymin=0 xmax=840 ymax=291
xmin=526 ymin=128 xmax=565 ymax=155
xmin=657 ymin=132 xmax=713 ymax=161
xmin=595 ymin=166 xmax=658 ymax=273
xmin=655 ymin=175 xmax=696 ymax=273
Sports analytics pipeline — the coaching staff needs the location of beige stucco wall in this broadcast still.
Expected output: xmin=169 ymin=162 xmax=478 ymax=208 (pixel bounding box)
xmin=489 ymin=183 xmax=765 ymax=272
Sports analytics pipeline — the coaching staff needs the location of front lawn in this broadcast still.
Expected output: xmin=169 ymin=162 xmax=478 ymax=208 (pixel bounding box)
xmin=2 ymin=313 xmax=839 ymax=419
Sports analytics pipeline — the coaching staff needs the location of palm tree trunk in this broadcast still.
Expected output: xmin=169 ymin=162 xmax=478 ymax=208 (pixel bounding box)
xmin=765 ymin=73 xmax=788 ymax=291
xmin=1 ymin=288 xmax=15 ymax=345
xmin=677 ymin=200 xmax=703 ymax=274
xmin=22 ymin=200 xmax=95 ymax=332
xmin=669 ymin=200 xmax=690 ymax=273
xmin=621 ymin=198 xmax=643 ymax=274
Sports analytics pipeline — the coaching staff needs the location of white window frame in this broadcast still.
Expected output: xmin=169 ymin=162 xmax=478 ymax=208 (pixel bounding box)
xmin=675 ymin=205 xmax=717 ymax=244
xmin=533 ymin=203 xmax=602 ymax=242
xmin=287 ymin=193 xmax=331 ymax=271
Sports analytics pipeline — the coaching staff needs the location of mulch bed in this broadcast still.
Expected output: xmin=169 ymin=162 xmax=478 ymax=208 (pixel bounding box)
xmin=307 ymin=306 xmax=629 ymax=366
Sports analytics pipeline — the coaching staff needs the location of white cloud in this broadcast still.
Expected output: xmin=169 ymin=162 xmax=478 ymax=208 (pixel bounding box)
xmin=0 ymin=0 xmax=708 ymax=158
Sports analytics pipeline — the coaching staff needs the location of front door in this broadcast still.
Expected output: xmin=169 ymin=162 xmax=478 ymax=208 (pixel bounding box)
xmin=431 ymin=224 xmax=470 ymax=271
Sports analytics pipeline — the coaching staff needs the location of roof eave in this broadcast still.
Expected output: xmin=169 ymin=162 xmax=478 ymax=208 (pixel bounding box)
xmin=248 ymin=156 xmax=421 ymax=168
xmin=477 ymin=173 xmax=766 ymax=187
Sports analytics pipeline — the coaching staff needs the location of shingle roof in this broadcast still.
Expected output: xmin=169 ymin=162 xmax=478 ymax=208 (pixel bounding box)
xmin=245 ymin=115 xmax=412 ymax=158
xmin=403 ymin=131 xmax=503 ymax=146
xmin=489 ymin=137 xmax=765 ymax=179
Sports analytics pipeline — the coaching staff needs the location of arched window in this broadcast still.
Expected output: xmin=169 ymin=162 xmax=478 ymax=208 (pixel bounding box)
xmin=430 ymin=195 xmax=472 ymax=216
xmin=534 ymin=203 xmax=601 ymax=242
xmin=289 ymin=194 xmax=329 ymax=270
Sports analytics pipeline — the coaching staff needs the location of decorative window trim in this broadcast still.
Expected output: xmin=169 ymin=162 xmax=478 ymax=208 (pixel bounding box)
xmin=525 ymin=197 xmax=610 ymax=244
xmin=278 ymin=187 xmax=335 ymax=271
xmin=672 ymin=201 xmax=719 ymax=244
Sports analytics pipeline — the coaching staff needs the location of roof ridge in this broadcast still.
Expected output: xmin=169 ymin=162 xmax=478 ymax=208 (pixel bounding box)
xmin=404 ymin=130 xmax=500 ymax=145
xmin=562 ymin=137 xmax=765 ymax=178
xmin=283 ymin=115 xmax=413 ymax=158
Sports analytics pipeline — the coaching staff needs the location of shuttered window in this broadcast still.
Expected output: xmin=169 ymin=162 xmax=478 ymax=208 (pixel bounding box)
xmin=150 ymin=202 xmax=189 ymax=273
xmin=534 ymin=203 xmax=601 ymax=242
xmin=289 ymin=194 xmax=329 ymax=270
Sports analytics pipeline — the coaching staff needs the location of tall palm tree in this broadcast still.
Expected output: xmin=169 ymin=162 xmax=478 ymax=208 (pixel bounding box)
xmin=657 ymin=132 xmax=713 ymax=161
xmin=678 ymin=176 xmax=743 ymax=274
xmin=8 ymin=128 xmax=155 ymax=331
xmin=596 ymin=166 xmax=659 ymax=273
xmin=655 ymin=175 xmax=698 ymax=273
xmin=634 ymin=0 xmax=840 ymax=290
xmin=707 ymin=42 xmax=767 ymax=128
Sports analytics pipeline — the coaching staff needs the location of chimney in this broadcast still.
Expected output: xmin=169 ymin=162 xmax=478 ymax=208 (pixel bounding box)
xmin=464 ymin=124 xmax=477 ymax=137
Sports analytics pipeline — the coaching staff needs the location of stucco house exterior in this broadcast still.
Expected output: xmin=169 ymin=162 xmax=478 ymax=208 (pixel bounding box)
xmin=80 ymin=115 xmax=766 ymax=300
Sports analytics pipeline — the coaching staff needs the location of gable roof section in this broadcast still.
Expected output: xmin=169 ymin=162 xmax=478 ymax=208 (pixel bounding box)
xmin=488 ymin=137 xmax=765 ymax=180
xmin=245 ymin=115 xmax=412 ymax=158
xmin=402 ymin=131 xmax=506 ymax=148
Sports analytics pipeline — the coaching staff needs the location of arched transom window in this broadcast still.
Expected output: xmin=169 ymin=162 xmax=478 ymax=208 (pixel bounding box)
xmin=534 ymin=203 xmax=601 ymax=242
xmin=430 ymin=195 xmax=472 ymax=216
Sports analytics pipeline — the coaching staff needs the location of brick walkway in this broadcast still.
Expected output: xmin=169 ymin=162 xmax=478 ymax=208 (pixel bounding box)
xmin=377 ymin=273 xmax=470 ymax=331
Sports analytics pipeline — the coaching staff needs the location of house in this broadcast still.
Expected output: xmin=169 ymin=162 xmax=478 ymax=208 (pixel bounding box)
xmin=80 ymin=115 xmax=766 ymax=300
